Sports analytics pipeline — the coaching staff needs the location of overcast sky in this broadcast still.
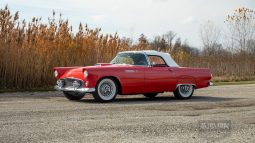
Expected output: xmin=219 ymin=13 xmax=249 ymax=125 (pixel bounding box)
xmin=1 ymin=0 xmax=254 ymax=48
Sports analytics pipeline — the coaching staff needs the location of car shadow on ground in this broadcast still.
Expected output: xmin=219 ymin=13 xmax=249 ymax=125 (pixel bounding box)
xmin=77 ymin=94 xmax=243 ymax=104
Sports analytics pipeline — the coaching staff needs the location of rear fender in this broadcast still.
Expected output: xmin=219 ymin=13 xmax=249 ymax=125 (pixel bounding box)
xmin=176 ymin=77 xmax=196 ymax=89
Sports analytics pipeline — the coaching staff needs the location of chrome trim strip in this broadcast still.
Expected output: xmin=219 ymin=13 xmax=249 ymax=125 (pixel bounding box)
xmin=125 ymin=70 xmax=136 ymax=73
xmin=54 ymin=86 xmax=95 ymax=93
xmin=143 ymin=52 xmax=151 ymax=67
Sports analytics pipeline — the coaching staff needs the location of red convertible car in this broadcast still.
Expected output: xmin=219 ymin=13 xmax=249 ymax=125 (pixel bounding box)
xmin=54 ymin=50 xmax=212 ymax=102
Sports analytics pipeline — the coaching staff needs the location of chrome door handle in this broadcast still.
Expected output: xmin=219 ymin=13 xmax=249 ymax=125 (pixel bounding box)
xmin=125 ymin=70 xmax=136 ymax=73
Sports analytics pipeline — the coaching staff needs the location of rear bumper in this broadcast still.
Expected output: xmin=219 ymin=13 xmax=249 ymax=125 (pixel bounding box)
xmin=54 ymin=86 xmax=95 ymax=93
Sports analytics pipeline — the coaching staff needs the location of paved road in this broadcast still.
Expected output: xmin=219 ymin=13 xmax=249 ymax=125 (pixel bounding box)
xmin=0 ymin=84 xmax=255 ymax=143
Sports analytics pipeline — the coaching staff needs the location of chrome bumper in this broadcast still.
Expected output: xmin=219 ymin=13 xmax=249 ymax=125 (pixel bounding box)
xmin=209 ymin=82 xmax=213 ymax=86
xmin=54 ymin=86 xmax=95 ymax=93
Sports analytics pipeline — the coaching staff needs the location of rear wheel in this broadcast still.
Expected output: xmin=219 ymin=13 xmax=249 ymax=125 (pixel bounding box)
xmin=63 ymin=91 xmax=85 ymax=100
xmin=143 ymin=93 xmax=158 ymax=98
xmin=92 ymin=78 xmax=118 ymax=102
xmin=173 ymin=85 xmax=194 ymax=99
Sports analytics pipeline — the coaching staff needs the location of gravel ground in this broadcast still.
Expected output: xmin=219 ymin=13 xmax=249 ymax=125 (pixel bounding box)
xmin=0 ymin=84 xmax=255 ymax=143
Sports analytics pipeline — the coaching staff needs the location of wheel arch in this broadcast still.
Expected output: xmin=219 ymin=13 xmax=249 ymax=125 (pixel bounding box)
xmin=176 ymin=83 xmax=196 ymax=90
xmin=176 ymin=77 xmax=197 ymax=90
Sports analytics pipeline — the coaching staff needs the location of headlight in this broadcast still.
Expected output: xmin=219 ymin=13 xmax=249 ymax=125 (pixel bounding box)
xmin=54 ymin=70 xmax=58 ymax=77
xmin=83 ymin=70 xmax=88 ymax=78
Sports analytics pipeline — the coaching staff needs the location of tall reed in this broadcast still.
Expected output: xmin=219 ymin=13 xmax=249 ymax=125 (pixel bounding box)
xmin=0 ymin=6 xmax=254 ymax=90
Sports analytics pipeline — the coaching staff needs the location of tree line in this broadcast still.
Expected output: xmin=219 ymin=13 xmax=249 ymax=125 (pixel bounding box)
xmin=0 ymin=5 xmax=254 ymax=90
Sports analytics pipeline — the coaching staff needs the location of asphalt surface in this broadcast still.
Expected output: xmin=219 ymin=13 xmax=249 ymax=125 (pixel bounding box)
xmin=0 ymin=84 xmax=255 ymax=143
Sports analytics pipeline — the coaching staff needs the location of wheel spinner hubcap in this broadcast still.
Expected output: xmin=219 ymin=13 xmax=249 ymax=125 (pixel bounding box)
xmin=97 ymin=79 xmax=116 ymax=101
xmin=100 ymin=82 xmax=113 ymax=97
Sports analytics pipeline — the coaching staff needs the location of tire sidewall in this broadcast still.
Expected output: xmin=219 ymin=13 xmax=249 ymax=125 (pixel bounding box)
xmin=94 ymin=78 xmax=118 ymax=102
xmin=174 ymin=85 xmax=194 ymax=99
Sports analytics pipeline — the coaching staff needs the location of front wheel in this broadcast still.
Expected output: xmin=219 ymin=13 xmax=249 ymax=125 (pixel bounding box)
xmin=92 ymin=78 xmax=118 ymax=102
xmin=63 ymin=91 xmax=85 ymax=100
xmin=173 ymin=85 xmax=194 ymax=99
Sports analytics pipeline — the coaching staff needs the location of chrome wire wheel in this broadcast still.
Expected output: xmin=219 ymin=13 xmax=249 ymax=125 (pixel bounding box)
xmin=173 ymin=84 xmax=194 ymax=99
xmin=94 ymin=78 xmax=118 ymax=102
xmin=179 ymin=85 xmax=193 ymax=98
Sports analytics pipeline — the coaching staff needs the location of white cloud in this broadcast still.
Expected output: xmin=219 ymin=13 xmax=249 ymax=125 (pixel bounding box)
xmin=90 ymin=15 xmax=107 ymax=22
xmin=1 ymin=0 xmax=255 ymax=47
xmin=181 ymin=16 xmax=197 ymax=24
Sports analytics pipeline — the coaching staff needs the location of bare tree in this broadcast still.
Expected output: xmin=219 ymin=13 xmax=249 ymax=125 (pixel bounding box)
xmin=152 ymin=35 xmax=167 ymax=51
xmin=137 ymin=34 xmax=149 ymax=50
xmin=200 ymin=21 xmax=221 ymax=56
xmin=225 ymin=7 xmax=255 ymax=54
xmin=247 ymin=39 xmax=255 ymax=54
xmin=163 ymin=31 xmax=176 ymax=48
xmin=173 ymin=37 xmax=181 ymax=50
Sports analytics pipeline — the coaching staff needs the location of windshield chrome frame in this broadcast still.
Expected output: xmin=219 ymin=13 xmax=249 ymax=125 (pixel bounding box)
xmin=111 ymin=52 xmax=151 ymax=67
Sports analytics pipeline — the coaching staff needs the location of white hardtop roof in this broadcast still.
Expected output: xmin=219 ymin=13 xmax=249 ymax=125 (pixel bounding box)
xmin=118 ymin=50 xmax=179 ymax=67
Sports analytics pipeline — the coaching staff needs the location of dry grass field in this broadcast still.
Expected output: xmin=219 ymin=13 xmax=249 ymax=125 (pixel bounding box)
xmin=0 ymin=6 xmax=255 ymax=90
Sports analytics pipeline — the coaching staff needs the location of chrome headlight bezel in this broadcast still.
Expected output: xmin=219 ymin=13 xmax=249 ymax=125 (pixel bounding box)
xmin=83 ymin=70 xmax=88 ymax=78
xmin=54 ymin=70 xmax=58 ymax=77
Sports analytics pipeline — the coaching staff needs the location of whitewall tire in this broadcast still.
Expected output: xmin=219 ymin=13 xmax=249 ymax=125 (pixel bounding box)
xmin=93 ymin=78 xmax=118 ymax=102
xmin=173 ymin=85 xmax=194 ymax=99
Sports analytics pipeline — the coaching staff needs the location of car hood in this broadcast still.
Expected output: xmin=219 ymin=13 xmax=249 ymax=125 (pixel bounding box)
xmin=55 ymin=63 xmax=135 ymax=79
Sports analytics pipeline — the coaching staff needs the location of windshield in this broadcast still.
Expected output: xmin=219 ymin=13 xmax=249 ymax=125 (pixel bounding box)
xmin=110 ymin=53 xmax=148 ymax=66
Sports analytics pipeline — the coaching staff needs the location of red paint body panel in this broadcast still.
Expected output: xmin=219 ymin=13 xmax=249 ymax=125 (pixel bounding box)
xmin=54 ymin=64 xmax=212 ymax=95
xmin=144 ymin=67 xmax=177 ymax=92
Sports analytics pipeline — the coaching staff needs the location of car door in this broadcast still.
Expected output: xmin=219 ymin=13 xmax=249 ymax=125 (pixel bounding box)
xmin=114 ymin=52 xmax=148 ymax=94
xmin=144 ymin=55 xmax=177 ymax=92
xmin=119 ymin=66 xmax=146 ymax=94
